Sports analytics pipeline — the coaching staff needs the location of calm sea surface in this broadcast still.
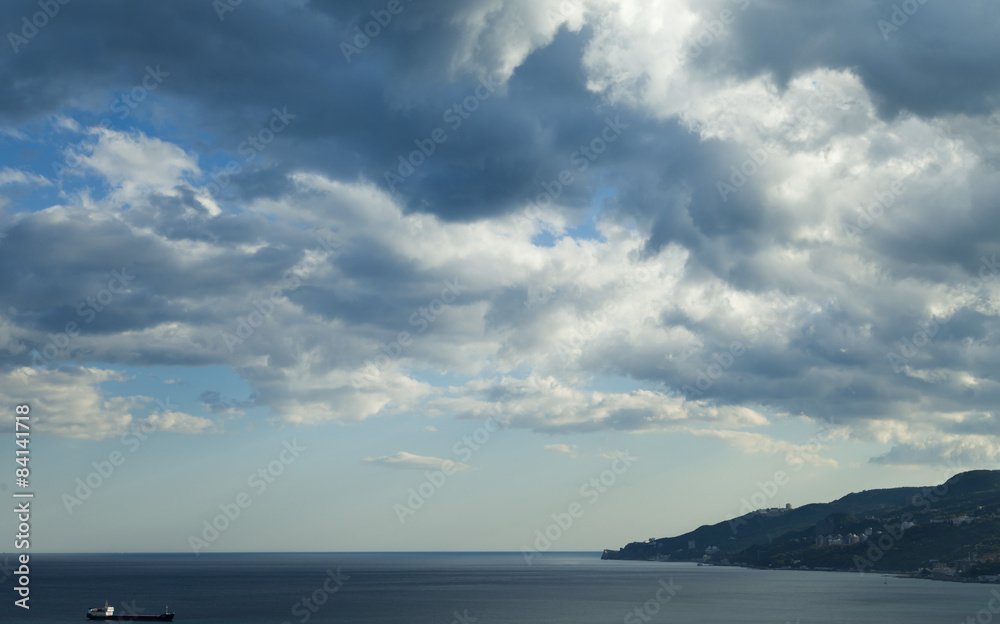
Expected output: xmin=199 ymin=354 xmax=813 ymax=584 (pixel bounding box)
xmin=0 ymin=552 xmax=993 ymax=623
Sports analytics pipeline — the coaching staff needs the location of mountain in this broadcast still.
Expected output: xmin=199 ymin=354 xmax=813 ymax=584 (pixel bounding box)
xmin=602 ymin=470 xmax=1000 ymax=576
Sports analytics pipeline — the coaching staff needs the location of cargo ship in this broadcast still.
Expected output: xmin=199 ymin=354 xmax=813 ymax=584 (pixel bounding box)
xmin=86 ymin=602 xmax=175 ymax=621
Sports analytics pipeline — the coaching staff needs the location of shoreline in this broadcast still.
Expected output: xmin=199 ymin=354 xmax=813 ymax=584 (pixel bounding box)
xmin=605 ymin=558 xmax=1000 ymax=585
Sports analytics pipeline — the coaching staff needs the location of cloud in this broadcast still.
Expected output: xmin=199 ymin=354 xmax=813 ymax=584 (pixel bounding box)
xmin=140 ymin=410 xmax=218 ymax=435
xmin=431 ymin=375 xmax=771 ymax=433
xmin=0 ymin=367 xmax=135 ymax=439
xmin=870 ymin=437 xmax=1000 ymax=469
xmin=199 ymin=390 xmax=250 ymax=416
xmin=0 ymin=0 xmax=997 ymax=470
xmin=686 ymin=429 xmax=838 ymax=468
xmin=0 ymin=366 xmax=212 ymax=440
xmin=363 ymin=451 xmax=473 ymax=472
xmin=543 ymin=443 xmax=578 ymax=457
xmin=0 ymin=167 xmax=51 ymax=187
xmin=73 ymin=128 xmax=200 ymax=200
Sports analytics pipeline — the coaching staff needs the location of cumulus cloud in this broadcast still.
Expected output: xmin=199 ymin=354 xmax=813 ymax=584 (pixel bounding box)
xmin=83 ymin=129 xmax=198 ymax=196
xmin=0 ymin=367 xmax=137 ymax=439
xmin=0 ymin=0 xmax=998 ymax=469
xmin=0 ymin=367 xmax=211 ymax=439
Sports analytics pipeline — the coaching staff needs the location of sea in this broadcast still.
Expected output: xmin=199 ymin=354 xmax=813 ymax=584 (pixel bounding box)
xmin=1 ymin=552 xmax=994 ymax=624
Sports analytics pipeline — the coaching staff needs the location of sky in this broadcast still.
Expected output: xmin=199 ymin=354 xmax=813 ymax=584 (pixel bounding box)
xmin=0 ymin=0 xmax=998 ymax=554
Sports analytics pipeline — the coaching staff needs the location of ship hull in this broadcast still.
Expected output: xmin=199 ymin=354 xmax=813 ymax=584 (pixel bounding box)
xmin=86 ymin=615 xmax=174 ymax=621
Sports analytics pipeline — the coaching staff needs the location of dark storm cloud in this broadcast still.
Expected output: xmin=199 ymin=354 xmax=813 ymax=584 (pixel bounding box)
xmin=702 ymin=0 xmax=1000 ymax=118
xmin=1 ymin=1 xmax=647 ymax=222
xmin=0 ymin=195 xmax=298 ymax=310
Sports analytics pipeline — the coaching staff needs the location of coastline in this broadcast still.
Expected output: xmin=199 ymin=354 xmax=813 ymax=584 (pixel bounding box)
xmin=603 ymin=558 xmax=1000 ymax=585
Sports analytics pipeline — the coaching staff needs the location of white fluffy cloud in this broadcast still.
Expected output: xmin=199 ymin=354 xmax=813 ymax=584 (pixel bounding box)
xmin=74 ymin=128 xmax=200 ymax=200
xmin=0 ymin=367 xmax=212 ymax=439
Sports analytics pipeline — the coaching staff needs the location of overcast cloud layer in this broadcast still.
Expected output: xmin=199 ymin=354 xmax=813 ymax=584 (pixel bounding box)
xmin=2 ymin=0 xmax=1000 ymax=473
